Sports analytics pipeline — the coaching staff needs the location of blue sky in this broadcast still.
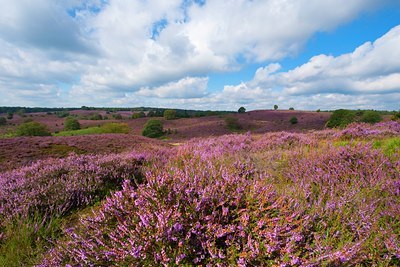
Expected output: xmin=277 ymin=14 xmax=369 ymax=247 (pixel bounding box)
xmin=0 ymin=0 xmax=399 ymax=110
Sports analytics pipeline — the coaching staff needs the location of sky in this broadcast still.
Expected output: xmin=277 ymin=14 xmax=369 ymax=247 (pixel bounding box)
xmin=0 ymin=0 xmax=400 ymax=111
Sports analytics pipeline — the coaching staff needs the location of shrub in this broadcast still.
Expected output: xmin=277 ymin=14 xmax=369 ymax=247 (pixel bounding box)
xmin=289 ymin=107 xmax=294 ymax=110
xmin=274 ymin=104 xmax=278 ymax=110
xmin=360 ymin=110 xmax=382 ymax=124
xmin=64 ymin=117 xmax=81 ymax=131
xmin=0 ymin=117 xmax=6 ymax=126
xmin=132 ymin=112 xmax=145 ymax=119
xmin=90 ymin=113 xmax=103 ymax=120
xmin=112 ymin=113 xmax=123 ymax=120
xmin=392 ymin=111 xmax=400 ymax=121
xmin=15 ymin=122 xmax=51 ymax=136
xmin=163 ymin=109 xmax=176 ymax=120
xmin=142 ymin=119 xmax=164 ymax=138
xmin=290 ymin=116 xmax=298 ymax=124
xmin=238 ymin=106 xmax=246 ymax=113
xmin=6 ymin=112 xmax=13 ymax=120
xmin=326 ymin=109 xmax=355 ymax=128
xmin=55 ymin=111 xmax=70 ymax=118
xmin=225 ymin=116 xmax=242 ymax=131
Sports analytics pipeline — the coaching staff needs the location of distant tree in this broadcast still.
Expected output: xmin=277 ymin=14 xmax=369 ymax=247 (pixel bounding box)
xmin=55 ymin=111 xmax=70 ymax=118
xmin=290 ymin=116 xmax=298 ymax=124
xmin=360 ymin=110 xmax=382 ymax=124
xmin=7 ymin=112 xmax=13 ymax=120
xmin=0 ymin=117 xmax=6 ymax=126
xmin=392 ymin=111 xmax=400 ymax=121
xmin=142 ymin=119 xmax=164 ymax=138
xmin=16 ymin=121 xmax=51 ymax=136
xmin=274 ymin=105 xmax=278 ymax=110
xmin=147 ymin=111 xmax=156 ymax=117
xmin=289 ymin=107 xmax=294 ymax=110
xmin=64 ymin=117 xmax=81 ymax=131
xmin=164 ymin=109 xmax=177 ymax=120
xmin=238 ymin=107 xmax=246 ymax=113
xmin=316 ymin=109 xmax=321 ymax=112
xmin=112 ymin=113 xmax=123 ymax=120
xmin=326 ymin=109 xmax=355 ymax=128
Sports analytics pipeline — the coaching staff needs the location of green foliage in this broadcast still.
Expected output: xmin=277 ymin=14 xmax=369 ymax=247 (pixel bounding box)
xmin=274 ymin=104 xmax=278 ymax=110
xmin=238 ymin=107 xmax=246 ymax=113
xmin=392 ymin=111 xmax=400 ymax=121
xmin=90 ymin=113 xmax=103 ymax=120
xmin=225 ymin=116 xmax=242 ymax=131
xmin=290 ymin=116 xmax=298 ymax=124
xmin=316 ymin=109 xmax=321 ymax=112
xmin=0 ymin=117 xmax=6 ymax=126
xmin=163 ymin=109 xmax=176 ymax=120
xmin=326 ymin=109 xmax=355 ymax=128
xmin=360 ymin=110 xmax=382 ymax=124
xmin=55 ymin=111 xmax=70 ymax=118
xmin=16 ymin=122 xmax=51 ymax=136
xmin=112 ymin=114 xmax=123 ymax=120
xmin=373 ymin=137 xmax=400 ymax=157
xmin=142 ymin=119 xmax=164 ymax=138
xmin=132 ymin=112 xmax=145 ymax=119
xmin=289 ymin=107 xmax=294 ymax=110
xmin=56 ymin=123 xmax=129 ymax=136
xmin=64 ymin=117 xmax=81 ymax=131
xmin=7 ymin=112 xmax=13 ymax=120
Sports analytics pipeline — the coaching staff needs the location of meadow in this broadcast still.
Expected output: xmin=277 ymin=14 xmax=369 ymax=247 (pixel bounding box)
xmin=0 ymin=119 xmax=399 ymax=266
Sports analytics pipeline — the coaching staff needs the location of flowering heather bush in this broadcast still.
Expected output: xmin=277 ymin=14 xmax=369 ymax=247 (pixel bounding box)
xmin=0 ymin=152 xmax=150 ymax=225
xmin=336 ymin=121 xmax=400 ymax=139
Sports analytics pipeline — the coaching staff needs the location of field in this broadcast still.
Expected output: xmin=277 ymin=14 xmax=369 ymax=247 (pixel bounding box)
xmin=0 ymin=111 xmax=399 ymax=266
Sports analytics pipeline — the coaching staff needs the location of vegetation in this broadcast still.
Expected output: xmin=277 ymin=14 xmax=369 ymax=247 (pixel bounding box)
xmin=225 ymin=116 xmax=242 ymax=131
xmin=64 ymin=117 xmax=81 ymax=131
xmin=289 ymin=107 xmax=294 ymax=110
xmin=290 ymin=116 xmax=298 ymax=124
xmin=238 ymin=106 xmax=246 ymax=113
xmin=112 ymin=113 xmax=123 ymax=120
xmin=6 ymin=112 xmax=13 ymax=120
xmin=89 ymin=113 xmax=103 ymax=120
xmin=0 ymin=117 xmax=6 ymax=126
xmin=163 ymin=109 xmax=177 ymax=120
xmin=326 ymin=109 xmax=356 ymax=128
xmin=392 ymin=111 xmax=400 ymax=121
xmin=132 ymin=112 xmax=145 ymax=119
xmin=274 ymin=104 xmax=278 ymax=110
xmin=360 ymin=110 xmax=382 ymax=123
xmin=15 ymin=122 xmax=51 ymax=136
xmin=55 ymin=111 xmax=70 ymax=118
xmin=142 ymin=119 xmax=164 ymax=138
xmin=56 ymin=123 xmax=129 ymax=136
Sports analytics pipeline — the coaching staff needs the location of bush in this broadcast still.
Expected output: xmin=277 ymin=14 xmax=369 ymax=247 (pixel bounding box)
xmin=0 ymin=117 xmax=6 ymax=126
xmin=112 ymin=114 xmax=123 ymax=120
xmin=274 ymin=104 xmax=278 ymax=110
xmin=6 ymin=112 xmax=13 ymax=120
xmin=64 ymin=117 xmax=81 ymax=131
xmin=163 ymin=109 xmax=176 ymax=120
xmin=360 ymin=110 xmax=382 ymax=124
xmin=238 ymin=107 xmax=246 ymax=113
xmin=289 ymin=107 xmax=294 ymax=110
xmin=101 ymin=123 xmax=130 ymax=134
xmin=290 ymin=116 xmax=298 ymax=124
xmin=132 ymin=112 xmax=145 ymax=119
xmin=142 ymin=119 xmax=164 ymax=138
xmin=90 ymin=113 xmax=103 ymax=120
xmin=15 ymin=122 xmax=51 ymax=136
xmin=55 ymin=111 xmax=70 ymax=118
xmin=225 ymin=116 xmax=242 ymax=131
xmin=392 ymin=111 xmax=400 ymax=121
xmin=326 ymin=109 xmax=355 ymax=128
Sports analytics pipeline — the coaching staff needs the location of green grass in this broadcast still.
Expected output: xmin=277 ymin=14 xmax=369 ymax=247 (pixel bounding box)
xmin=55 ymin=123 xmax=130 ymax=136
xmin=373 ymin=137 xmax=400 ymax=157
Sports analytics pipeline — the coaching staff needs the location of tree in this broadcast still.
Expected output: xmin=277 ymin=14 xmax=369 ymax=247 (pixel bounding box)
xmin=274 ymin=105 xmax=278 ymax=110
xmin=7 ymin=112 xmax=13 ymax=120
xmin=360 ymin=110 xmax=382 ymax=124
xmin=0 ymin=117 xmax=6 ymax=126
xmin=90 ymin=113 xmax=103 ymax=120
xmin=16 ymin=121 xmax=51 ymax=136
xmin=289 ymin=107 xmax=294 ymax=110
xmin=392 ymin=111 xmax=400 ymax=121
xmin=142 ymin=119 xmax=164 ymax=138
xmin=132 ymin=112 xmax=145 ymax=119
xmin=164 ymin=109 xmax=176 ymax=120
xmin=64 ymin=117 xmax=81 ymax=131
xmin=238 ymin=107 xmax=246 ymax=113
xmin=290 ymin=116 xmax=298 ymax=124
xmin=326 ymin=109 xmax=355 ymax=128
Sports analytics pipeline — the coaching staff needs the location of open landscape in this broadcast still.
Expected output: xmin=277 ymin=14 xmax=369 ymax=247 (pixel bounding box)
xmin=0 ymin=107 xmax=399 ymax=266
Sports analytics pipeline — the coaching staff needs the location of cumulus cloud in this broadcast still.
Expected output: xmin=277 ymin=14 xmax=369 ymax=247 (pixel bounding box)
xmin=0 ymin=0 xmax=396 ymax=108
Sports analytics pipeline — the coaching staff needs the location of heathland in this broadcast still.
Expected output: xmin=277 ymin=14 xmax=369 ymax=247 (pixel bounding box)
xmin=0 ymin=107 xmax=399 ymax=266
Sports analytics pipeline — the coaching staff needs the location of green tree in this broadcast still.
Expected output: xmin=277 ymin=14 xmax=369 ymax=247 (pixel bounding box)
xmin=7 ymin=112 xmax=13 ymax=120
xmin=0 ymin=117 xmax=6 ymax=126
xmin=132 ymin=112 xmax=145 ymax=119
xmin=238 ymin=107 xmax=246 ymax=113
xmin=112 ymin=114 xmax=123 ymax=120
xmin=392 ymin=111 xmax=400 ymax=121
xmin=289 ymin=107 xmax=294 ymax=110
xmin=290 ymin=116 xmax=298 ymax=124
xmin=142 ymin=119 xmax=164 ymax=138
xmin=274 ymin=105 xmax=278 ymax=110
xmin=326 ymin=109 xmax=355 ymax=128
xmin=16 ymin=122 xmax=51 ymax=136
xmin=90 ymin=113 xmax=103 ymax=120
xmin=163 ymin=109 xmax=176 ymax=120
xmin=64 ymin=117 xmax=81 ymax=131
xmin=360 ymin=110 xmax=382 ymax=124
